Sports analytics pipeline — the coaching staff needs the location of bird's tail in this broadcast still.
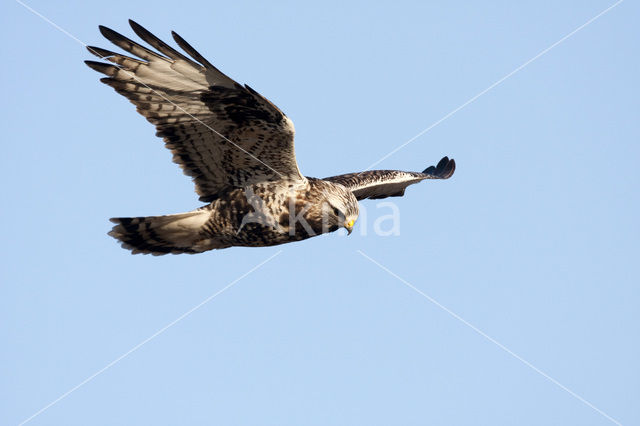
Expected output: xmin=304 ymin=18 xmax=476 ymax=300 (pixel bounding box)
xmin=108 ymin=209 xmax=217 ymax=255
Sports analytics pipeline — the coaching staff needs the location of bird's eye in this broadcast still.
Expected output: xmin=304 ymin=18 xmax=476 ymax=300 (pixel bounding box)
xmin=332 ymin=207 xmax=341 ymax=216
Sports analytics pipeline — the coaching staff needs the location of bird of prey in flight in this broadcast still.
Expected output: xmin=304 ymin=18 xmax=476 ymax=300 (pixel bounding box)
xmin=85 ymin=20 xmax=455 ymax=254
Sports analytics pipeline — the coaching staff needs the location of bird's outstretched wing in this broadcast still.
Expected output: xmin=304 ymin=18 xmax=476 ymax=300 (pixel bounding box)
xmin=324 ymin=156 xmax=455 ymax=200
xmin=85 ymin=20 xmax=304 ymax=202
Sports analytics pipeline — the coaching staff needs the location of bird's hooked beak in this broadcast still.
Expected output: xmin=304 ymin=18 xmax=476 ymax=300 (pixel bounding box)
xmin=345 ymin=219 xmax=355 ymax=235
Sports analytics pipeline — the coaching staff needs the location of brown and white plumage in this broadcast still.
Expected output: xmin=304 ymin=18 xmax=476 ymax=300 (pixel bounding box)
xmin=87 ymin=21 xmax=455 ymax=255
xmin=86 ymin=20 xmax=303 ymax=202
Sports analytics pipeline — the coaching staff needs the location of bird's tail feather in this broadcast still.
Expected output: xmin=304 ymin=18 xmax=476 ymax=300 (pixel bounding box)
xmin=108 ymin=210 xmax=215 ymax=255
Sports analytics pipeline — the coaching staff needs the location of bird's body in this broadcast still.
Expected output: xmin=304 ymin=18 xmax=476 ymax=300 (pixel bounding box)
xmin=87 ymin=21 xmax=455 ymax=255
xmin=111 ymin=178 xmax=359 ymax=254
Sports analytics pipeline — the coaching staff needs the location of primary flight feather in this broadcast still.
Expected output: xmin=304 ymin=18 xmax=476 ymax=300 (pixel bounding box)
xmin=86 ymin=20 xmax=455 ymax=255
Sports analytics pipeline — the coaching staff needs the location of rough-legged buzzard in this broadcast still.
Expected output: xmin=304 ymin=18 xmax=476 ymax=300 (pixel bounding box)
xmin=86 ymin=20 xmax=455 ymax=254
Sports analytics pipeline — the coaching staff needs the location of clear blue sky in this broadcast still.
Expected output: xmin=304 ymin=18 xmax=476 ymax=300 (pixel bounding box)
xmin=2 ymin=1 xmax=638 ymax=425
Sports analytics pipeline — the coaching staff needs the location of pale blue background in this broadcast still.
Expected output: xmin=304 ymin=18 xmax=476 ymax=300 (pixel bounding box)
xmin=2 ymin=1 xmax=638 ymax=425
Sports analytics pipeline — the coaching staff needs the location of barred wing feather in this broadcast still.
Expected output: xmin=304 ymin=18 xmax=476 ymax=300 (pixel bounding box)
xmin=85 ymin=20 xmax=304 ymax=202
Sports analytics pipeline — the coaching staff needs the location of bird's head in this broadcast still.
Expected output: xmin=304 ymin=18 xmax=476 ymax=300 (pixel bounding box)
xmin=322 ymin=186 xmax=359 ymax=235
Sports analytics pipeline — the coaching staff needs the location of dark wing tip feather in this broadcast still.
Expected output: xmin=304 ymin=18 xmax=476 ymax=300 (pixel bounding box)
xmin=86 ymin=45 xmax=113 ymax=58
xmin=98 ymin=25 xmax=119 ymax=41
xmin=128 ymin=18 xmax=142 ymax=30
xmin=128 ymin=19 xmax=201 ymax=67
xmin=422 ymin=156 xmax=455 ymax=179
xmin=98 ymin=23 xmax=167 ymax=62
xmin=84 ymin=60 xmax=118 ymax=76
xmin=171 ymin=30 xmax=215 ymax=69
xmin=128 ymin=20 xmax=163 ymax=47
